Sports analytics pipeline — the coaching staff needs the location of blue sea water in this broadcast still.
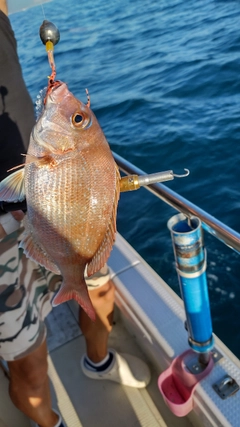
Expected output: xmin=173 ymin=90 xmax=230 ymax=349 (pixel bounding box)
xmin=10 ymin=0 xmax=240 ymax=358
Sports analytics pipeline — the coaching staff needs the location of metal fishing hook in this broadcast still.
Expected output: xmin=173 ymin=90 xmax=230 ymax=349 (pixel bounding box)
xmin=172 ymin=169 xmax=190 ymax=178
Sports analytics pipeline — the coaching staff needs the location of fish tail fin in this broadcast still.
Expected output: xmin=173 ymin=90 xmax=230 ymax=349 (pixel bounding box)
xmin=52 ymin=280 xmax=96 ymax=321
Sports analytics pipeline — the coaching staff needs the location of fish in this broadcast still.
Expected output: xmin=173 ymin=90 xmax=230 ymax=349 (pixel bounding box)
xmin=0 ymin=81 xmax=120 ymax=321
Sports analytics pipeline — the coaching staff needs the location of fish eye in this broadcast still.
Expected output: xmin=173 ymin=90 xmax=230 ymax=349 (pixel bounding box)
xmin=72 ymin=113 xmax=84 ymax=126
xmin=71 ymin=111 xmax=91 ymax=129
xmin=74 ymin=114 xmax=83 ymax=123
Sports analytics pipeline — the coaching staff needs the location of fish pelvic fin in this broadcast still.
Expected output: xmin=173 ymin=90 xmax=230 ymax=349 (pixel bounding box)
xmin=87 ymin=164 xmax=120 ymax=276
xmin=52 ymin=280 xmax=96 ymax=321
xmin=20 ymin=216 xmax=61 ymax=275
xmin=0 ymin=168 xmax=25 ymax=202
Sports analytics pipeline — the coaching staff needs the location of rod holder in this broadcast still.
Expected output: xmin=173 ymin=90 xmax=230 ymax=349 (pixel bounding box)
xmin=158 ymin=349 xmax=214 ymax=417
xmin=167 ymin=213 xmax=214 ymax=353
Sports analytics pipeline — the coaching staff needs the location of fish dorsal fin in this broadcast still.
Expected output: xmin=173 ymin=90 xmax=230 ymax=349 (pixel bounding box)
xmin=0 ymin=168 xmax=25 ymax=202
xmin=87 ymin=164 xmax=120 ymax=276
xmin=20 ymin=216 xmax=61 ymax=275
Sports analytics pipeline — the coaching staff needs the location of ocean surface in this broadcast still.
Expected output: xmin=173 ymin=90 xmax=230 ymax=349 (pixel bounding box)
xmin=10 ymin=0 xmax=240 ymax=358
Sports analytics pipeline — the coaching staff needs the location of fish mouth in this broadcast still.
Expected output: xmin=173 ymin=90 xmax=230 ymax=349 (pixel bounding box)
xmin=46 ymin=80 xmax=66 ymax=103
xmin=43 ymin=79 xmax=63 ymax=104
xmin=43 ymin=80 xmax=69 ymax=107
xmin=32 ymin=80 xmax=74 ymax=152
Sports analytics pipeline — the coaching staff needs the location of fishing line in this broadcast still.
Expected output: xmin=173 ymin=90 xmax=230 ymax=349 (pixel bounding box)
xmin=41 ymin=3 xmax=46 ymax=20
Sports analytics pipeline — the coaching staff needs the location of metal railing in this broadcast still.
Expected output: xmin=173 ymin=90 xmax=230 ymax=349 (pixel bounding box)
xmin=113 ymin=152 xmax=240 ymax=254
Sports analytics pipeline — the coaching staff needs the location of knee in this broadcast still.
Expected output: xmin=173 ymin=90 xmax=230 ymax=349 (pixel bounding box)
xmin=9 ymin=356 xmax=48 ymax=392
xmin=90 ymin=280 xmax=115 ymax=310
xmin=9 ymin=363 xmax=49 ymax=408
xmin=24 ymin=361 xmax=48 ymax=390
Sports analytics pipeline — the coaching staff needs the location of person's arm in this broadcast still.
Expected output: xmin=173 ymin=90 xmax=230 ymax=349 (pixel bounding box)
xmin=0 ymin=0 xmax=8 ymax=16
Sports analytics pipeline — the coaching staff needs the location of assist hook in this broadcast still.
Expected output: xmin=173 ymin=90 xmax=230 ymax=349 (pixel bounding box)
xmin=173 ymin=169 xmax=190 ymax=178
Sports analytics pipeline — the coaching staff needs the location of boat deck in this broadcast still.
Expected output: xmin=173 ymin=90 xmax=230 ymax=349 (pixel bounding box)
xmin=1 ymin=232 xmax=239 ymax=426
xmin=0 ymin=298 xmax=193 ymax=427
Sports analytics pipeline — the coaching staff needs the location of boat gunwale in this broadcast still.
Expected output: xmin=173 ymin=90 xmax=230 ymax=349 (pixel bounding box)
xmin=113 ymin=152 xmax=240 ymax=254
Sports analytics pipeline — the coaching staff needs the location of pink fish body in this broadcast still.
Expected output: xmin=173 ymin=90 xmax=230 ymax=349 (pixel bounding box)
xmin=0 ymin=82 xmax=120 ymax=320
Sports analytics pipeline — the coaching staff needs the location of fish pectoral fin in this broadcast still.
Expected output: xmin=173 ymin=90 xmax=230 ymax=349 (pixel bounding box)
xmin=0 ymin=169 xmax=25 ymax=202
xmin=20 ymin=217 xmax=61 ymax=275
xmin=24 ymin=154 xmax=58 ymax=168
xmin=36 ymin=154 xmax=58 ymax=168
xmin=52 ymin=280 xmax=96 ymax=321
xmin=25 ymin=153 xmax=58 ymax=168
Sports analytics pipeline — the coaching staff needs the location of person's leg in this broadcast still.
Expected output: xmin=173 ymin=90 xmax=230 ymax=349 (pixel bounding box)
xmin=0 ymin=217 xmax=64 ymax=426
xmin=8 ymin=339 xmax=58 ymax=427
xmin=80 ymin=266 xmax=151 ymax=388
xmin=79 ymin=279 xmax=115 ymax=362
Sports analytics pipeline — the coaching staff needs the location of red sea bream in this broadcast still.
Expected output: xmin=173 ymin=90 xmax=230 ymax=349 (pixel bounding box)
xmin=0 ymin=81 xmax=120 ymax=320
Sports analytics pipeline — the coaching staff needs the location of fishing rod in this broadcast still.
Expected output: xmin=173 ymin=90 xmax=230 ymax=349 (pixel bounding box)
xmin=120 ymin=169 xmax=189 ymax=192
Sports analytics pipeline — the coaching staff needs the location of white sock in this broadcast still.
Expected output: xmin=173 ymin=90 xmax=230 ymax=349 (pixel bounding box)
xmin=84 ymin=351 xmax=114 ymax=372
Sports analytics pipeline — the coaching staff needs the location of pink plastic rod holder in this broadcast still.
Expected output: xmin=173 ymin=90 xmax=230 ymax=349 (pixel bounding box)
xmin=158 ymin=349 xmax=214 ymax=417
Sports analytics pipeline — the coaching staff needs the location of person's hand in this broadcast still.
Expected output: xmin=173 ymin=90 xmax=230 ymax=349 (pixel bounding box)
xmin=0 ymin=223 xmax=6 ymax=240
xmin=0 ymin=1 xmax=8 ymax=16
xmin=0 ymin=210 xmax=25 ymax=240
xmin=11 ymin=210 xmax=25 ymax=221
